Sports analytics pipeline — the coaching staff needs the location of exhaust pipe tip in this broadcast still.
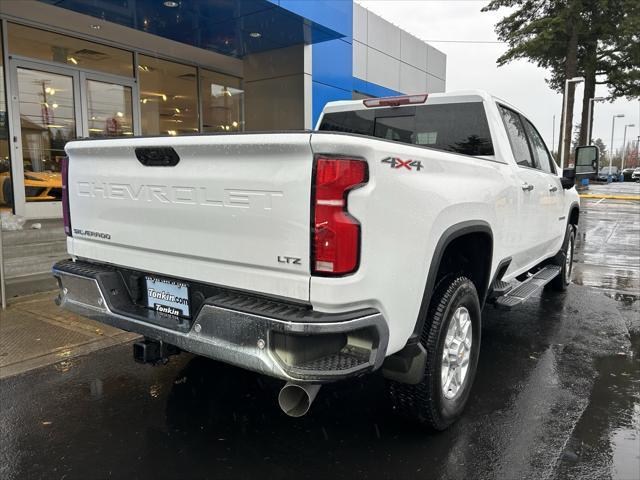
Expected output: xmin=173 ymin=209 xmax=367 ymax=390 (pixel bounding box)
xmin=278 ymin=382 xmax=321 ymax=417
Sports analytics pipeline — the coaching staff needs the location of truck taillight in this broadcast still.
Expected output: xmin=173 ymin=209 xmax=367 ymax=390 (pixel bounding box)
xmin=61 ymin=156 xmax=71 ymax=236
xmin=312 ymin=156 xmax=368 ymax=276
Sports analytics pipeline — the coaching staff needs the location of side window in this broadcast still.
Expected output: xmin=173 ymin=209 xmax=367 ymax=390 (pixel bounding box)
xmin=522 ymin=118 xmax=555 ymax=174
xmin=498 ymin=105 xmax=535 ymax=168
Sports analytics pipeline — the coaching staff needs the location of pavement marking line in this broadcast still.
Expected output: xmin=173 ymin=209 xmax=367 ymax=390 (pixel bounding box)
xmin=579 ymin=194 xmax=640 ymax=200
xmin=595 ymin=198 xmax=606 ymax=205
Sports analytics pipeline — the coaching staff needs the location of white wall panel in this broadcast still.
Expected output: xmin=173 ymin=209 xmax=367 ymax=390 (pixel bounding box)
xmin=400 ymin=63 xmax=427 ymax=94
xmin=426 ymin=45 xmax=447 ymax=81
xmin=400 ymin=31 xmax=427 ymax=72
xmin=352 ymin=6 xmax=447 ymax=94
xmin=427 ymin=73 xmax=446 ymax=93
xmin=367 ymin=47 xmax=400 ymax=91
xmin=353 ymin=40 xmax=367 ymax=80
xmin=367 ymin=12 xmax=401 ymax=58
xmin=353 ymin=3 xmax=368 ymax=43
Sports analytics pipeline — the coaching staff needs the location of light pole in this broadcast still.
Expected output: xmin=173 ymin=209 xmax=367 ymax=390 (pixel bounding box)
xmin=621 ymin=124 xmax=635 ymax=172
xmin=609 ymin=114 xmax=625 ymax=179
xmin=552 ymin=115 xmax=556 ymax=156
xmin=560 ymin=76 xmax=584 ymax=169
xmin=587 ymin=96 xmax=606 ymax=145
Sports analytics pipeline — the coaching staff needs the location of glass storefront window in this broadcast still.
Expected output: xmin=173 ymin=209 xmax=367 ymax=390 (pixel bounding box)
xmin=8 ymin=23 xmax=133 ymax=77
xmin=16 ymin=68 xmax=76 ymax=202
xmin=138 ymin=55 xmax=198 ymax=136
xmin=0 ymin=25 xmax=12 ymax=209
xmin=86 ymin=80 xmax=134 ymax=138
xmin=200 ymin=69 xmax=243 ymax=133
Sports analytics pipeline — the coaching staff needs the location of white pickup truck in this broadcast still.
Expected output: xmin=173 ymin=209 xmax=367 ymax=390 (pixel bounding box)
xmin=54 ymin=90 xmax=594 ymax=430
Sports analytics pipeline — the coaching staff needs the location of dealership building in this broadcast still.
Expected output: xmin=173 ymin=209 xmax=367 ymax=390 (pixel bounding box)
xmin=0 ymin=0 xmax=445 ymax=292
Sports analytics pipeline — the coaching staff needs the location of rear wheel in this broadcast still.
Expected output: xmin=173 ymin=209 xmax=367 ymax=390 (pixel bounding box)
xmin=549 ymin=223 xmax=576 ymax=291
xmin=387 ymin=276 xmax=481 ymax=430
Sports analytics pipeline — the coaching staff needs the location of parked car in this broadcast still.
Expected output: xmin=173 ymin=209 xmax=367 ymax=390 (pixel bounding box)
xmin=622 ymin=167 xmax=636 ymax=181
xmin=598 ymin=166 xmax=620 ymax=181
xmin=632 ymin=167 xmax=640 ymax=182
xmin=0 ymin=170 xmax=62 ymax=205
xmin=53 ymin=90 xmax=584 ymax=430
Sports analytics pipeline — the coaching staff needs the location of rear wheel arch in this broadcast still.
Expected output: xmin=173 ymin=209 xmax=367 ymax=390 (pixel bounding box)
xmin=412 ymin=221 xmax=494 ymax=339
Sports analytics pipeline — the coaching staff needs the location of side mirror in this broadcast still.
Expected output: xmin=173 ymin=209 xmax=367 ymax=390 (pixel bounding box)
xmin=561 ymin=168 xmax=576 ymax=189
xmin=575 ymin=145 xmax=599 ymax=174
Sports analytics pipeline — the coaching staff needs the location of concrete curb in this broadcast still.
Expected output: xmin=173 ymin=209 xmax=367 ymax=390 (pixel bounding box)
xmin=579 ymin=194 xmax=640 ymax=200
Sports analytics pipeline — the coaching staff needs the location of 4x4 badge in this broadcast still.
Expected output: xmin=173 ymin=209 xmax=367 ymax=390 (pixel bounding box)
xmin=381 ymin=157 xmax=423 ymax=171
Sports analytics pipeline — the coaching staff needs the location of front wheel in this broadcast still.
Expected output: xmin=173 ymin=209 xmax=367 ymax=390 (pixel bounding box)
xmin=549 ymin=223 xmax=576 ymax=291
xmin=387 ymin=276 xmax=481 ymax=430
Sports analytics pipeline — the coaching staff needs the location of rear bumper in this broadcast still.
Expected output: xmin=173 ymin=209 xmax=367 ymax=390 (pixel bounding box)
xmin=52 ymin=260 xmax=388 ymax=383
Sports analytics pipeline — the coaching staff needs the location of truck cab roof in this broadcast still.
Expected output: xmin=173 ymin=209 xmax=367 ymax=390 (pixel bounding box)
xmin=319 ymin=90 xmax=523 ymax=120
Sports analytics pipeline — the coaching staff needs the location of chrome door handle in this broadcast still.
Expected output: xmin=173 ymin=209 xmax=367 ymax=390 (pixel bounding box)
xmin=548 ymin=184 xmax=558 ymax=192
xmin=521 ymin=182 xmax=534 ymax=192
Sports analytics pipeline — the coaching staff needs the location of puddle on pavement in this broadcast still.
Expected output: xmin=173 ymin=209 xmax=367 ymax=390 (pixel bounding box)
xmin=556 ymin=333 xmax=640 ymax=479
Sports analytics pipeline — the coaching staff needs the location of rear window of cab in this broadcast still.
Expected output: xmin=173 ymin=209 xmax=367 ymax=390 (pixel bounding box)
xmin=319 ymin=102 xmax=494 ymax=157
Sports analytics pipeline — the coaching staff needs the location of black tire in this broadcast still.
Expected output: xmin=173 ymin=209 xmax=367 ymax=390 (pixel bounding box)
xmin=1 ymin=177 xmax=13 ymax=206
xmin=387 ymin=276 xmax=481 ymax=430
xmin=549 ymin=223 xmax=576 ymax=291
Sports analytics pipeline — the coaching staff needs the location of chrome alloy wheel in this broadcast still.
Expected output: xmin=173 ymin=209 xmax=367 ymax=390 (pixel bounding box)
xmin=441 ymin=306 xmax=473 ymax=400
xmin=565 ymin=234 xmax=574 ymax=283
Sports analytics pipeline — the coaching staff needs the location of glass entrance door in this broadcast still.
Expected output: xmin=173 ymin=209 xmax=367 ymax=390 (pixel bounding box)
xmin=9 ymin=60 xmax=138 ymax=218
xmin=10 ymin=62 xmax=80 ymax=218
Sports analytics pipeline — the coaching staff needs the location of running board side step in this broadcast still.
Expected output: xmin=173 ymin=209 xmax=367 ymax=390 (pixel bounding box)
xmin=494 ymin=265 xmax=561 ymax=309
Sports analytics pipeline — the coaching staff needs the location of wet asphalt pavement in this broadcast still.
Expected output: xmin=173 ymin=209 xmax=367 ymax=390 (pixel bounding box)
xmin=1 ymin=189 xmax=639 ymax=480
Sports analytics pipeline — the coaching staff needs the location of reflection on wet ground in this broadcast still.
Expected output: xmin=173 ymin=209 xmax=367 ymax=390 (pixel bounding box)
xmin=557 ymin=335 xmax=640 ymax=480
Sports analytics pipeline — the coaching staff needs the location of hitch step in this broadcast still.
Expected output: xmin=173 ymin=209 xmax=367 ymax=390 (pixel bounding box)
xmin=494 ymin=265 xmax=561 ymax=309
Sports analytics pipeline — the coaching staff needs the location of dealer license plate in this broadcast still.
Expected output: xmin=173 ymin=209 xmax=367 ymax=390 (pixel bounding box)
xmin=145 ymin=275 xmax=190 ymax=318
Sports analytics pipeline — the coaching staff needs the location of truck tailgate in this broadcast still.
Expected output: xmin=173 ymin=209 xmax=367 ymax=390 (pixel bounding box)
xmin=65 ymin=133 xmax=313 ymax=301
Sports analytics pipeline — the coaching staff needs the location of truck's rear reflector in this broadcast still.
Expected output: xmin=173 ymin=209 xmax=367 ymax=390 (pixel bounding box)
xmin=61 ymin=156 xmax=71 ymax=236
xmin=363 ymin=94 xmax=428 ymax=108
xmin=312 ymin=156 xmax=368 ymax=276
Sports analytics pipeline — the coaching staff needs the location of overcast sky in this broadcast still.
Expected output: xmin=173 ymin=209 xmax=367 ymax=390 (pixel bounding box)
xmin=357 ymin=0 xmax=639 ymax=155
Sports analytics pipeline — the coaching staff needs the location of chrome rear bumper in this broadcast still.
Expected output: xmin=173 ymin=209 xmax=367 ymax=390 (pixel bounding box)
xmin=53 ymin=260 xmax=388 ymax=382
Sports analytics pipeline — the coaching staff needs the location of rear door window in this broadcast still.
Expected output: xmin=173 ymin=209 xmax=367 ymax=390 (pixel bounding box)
xmin=319 ymin=102 xmax=494 ymax=157
xmin=498 ymin=105 xmax=535 ymax=168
